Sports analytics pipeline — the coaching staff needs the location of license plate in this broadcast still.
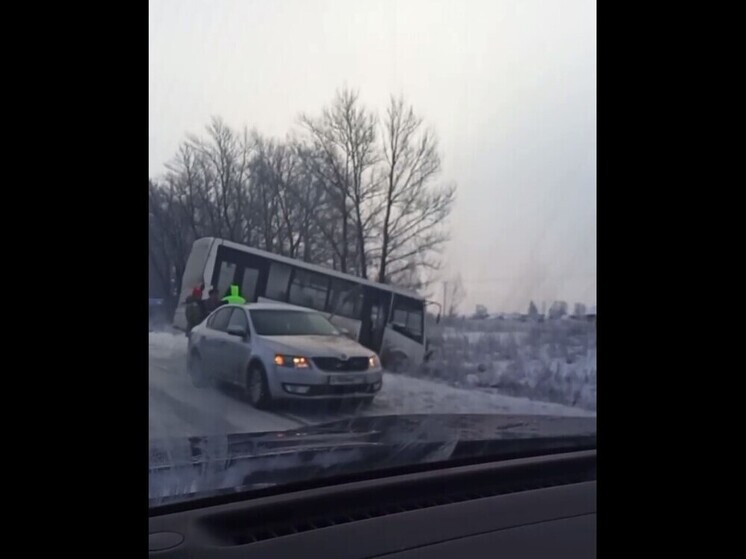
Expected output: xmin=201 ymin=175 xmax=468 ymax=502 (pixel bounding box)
xmin=329 ymin=374 xmax=365 ymax=385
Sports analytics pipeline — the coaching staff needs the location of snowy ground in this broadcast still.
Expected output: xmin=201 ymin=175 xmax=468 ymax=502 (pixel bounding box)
xmin=421 ymin=318 xmax=597 ymax=411
xmin=149 ymin=330 xmax=594 ymax=440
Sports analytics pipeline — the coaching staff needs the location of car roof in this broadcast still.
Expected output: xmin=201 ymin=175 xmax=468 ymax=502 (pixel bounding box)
xmin=237 ymin=302 xmax=318 ymax=313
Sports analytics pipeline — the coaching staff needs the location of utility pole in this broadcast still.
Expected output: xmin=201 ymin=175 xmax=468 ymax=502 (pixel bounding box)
xmin=442 ymin=281 xmax=448 ymax=318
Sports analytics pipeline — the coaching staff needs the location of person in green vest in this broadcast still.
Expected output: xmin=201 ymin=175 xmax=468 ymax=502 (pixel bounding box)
xmin=222 ymin=284 xmax=246 ymax=304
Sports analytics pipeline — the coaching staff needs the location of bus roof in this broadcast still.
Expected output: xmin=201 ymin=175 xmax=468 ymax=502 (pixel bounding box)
xmin=203 ymin=237 xmax=424 ymax=301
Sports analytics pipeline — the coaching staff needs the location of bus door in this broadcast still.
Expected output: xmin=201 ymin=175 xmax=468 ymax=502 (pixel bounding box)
xmin=358 ymin=288 xmax=392 ymax=353
xmin=212 ymin=246 xmax=269 ymax=302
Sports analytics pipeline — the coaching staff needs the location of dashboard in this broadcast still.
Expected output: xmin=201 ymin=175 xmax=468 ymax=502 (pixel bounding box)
xmin=149 ymin=449 xmax=596 ymax=558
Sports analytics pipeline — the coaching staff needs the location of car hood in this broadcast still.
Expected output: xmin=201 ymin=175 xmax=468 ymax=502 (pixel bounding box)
xmin=149 ymin=413 xmax=596 ymax=508
xmin=258 ymin=334 xmax=372 ymax=357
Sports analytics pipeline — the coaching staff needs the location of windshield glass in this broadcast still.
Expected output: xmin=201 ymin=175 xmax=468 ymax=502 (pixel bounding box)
xmin=251 ymin=310 xmax=340 ymax=336
xmin=149 ymin=0 xmax=596 ymax=508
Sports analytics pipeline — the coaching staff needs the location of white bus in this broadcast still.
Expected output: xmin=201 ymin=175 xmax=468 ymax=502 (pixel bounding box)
xmin=174 ymin=237 xmax=433 ymax=370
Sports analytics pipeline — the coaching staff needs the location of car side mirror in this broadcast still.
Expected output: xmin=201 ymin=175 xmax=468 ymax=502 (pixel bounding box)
xmin=227 ymin=325 xmax=248 ymax=338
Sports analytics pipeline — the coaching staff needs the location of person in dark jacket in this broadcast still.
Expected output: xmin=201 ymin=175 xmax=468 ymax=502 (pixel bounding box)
xmin=203 ymin=287 xmax=224 ymax=314
xmin=185 ymin=286 xmax=205 ymax=335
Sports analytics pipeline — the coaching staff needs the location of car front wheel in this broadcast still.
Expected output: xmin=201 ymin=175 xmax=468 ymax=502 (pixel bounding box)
xmin=246 ymin=362 xmax=273 ymax=410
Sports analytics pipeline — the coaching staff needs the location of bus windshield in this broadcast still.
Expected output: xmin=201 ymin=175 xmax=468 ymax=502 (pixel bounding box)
xmin=250 ymin=310 xmax=340 ymax=336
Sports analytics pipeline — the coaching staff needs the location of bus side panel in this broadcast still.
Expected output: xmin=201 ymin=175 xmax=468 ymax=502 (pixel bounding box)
xmin=173 ymin=238 xmax=219 ymax=330
xmin=381 ymin=328 xmax=426 ymax=369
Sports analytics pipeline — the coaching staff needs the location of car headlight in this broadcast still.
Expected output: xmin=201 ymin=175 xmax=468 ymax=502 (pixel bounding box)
xmin=274 ymin=354 xmax=310 ymax=368
xmin=369 ymin=355 xmax=381 ymax=369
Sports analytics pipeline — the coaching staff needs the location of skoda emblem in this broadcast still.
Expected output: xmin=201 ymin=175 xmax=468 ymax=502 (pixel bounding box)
xmin=339 ymin=353 xmax=348 ymax=361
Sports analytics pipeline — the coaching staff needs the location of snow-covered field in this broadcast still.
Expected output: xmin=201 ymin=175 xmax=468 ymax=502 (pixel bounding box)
xmin=421 ymin=318 xmax=597 ymax=411
xmin=149 ymin=328 xmax=594 ymax=440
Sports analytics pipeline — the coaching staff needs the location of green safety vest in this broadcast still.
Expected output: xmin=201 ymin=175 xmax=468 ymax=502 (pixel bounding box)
xmin=222 ymin=284 xmax=246 ymax=304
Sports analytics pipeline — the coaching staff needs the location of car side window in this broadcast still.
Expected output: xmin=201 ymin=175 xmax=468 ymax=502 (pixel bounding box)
xmin=227 ymin=308 xmax=249 ymax=334
xmin=209 ymin=307 xmax=233 ymax=331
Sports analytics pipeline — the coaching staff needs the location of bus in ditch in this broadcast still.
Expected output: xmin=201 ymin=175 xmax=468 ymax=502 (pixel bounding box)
xmin=174 ymin=237 xmax=434 ymax=371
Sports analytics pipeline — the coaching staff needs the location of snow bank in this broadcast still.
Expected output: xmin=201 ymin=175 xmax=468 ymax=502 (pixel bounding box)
xmin=373 ymin=372 xmax=593 ymax=417
xmin=149 ymin=331 xmax=188 ymax=361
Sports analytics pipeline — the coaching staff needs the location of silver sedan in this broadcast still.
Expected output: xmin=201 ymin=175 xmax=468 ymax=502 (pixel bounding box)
xmin=187 ymin=302 xmax=384 ymax=409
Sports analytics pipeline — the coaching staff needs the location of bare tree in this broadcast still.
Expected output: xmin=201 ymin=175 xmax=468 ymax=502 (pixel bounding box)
xmin=300 ymin=88 xmax=379 ymax=277
xmin=289 ymin=141 xmax=332 ymax=264
xmin=183 ymin=117 xmax=254 ymax=242
xmin=446 ymin=274 xmax=466 ymax=317
xmin=250 ymin=134 xmax=325 ymax=259
xmin=473 ymin=304 xmax=489 ymax=319
xmin=149 ymin=89 xmax=461 ymax=313
xmin=548 ymin=301 xmax=568 ymax=320
xmin=148 ymin=180 xmax=193 ymax=308
xmin=377 ymin=96 xmax=455 ymax=285
xmin=249 ymin=134 xmax=287 ymax=253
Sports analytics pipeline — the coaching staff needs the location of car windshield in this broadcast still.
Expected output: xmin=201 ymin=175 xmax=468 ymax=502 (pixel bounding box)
xmin=251 ymin=310 xmax=340 ymax=336
xmin=149 ymin=0 xmax=595 ymax=508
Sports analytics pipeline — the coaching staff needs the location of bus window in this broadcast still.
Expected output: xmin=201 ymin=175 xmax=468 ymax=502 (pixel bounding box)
xmin=215 ymin=261 xmax=237 ymax=298
xmin=265 ymin=263 xmax=292 ymax=301
xmin=327 ymin=279 xmax=363 ymax=319
xmin=240 ymin=267 xmax=260 ymax=302
xmin=288 ymin=268 xmax=329 ymax=311
xmin=390 ymin=296 xmax=424 ymax=343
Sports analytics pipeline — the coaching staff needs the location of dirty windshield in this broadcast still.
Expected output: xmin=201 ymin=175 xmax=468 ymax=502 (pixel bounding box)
xmin=149 ymin=0 xmax=596 ymax=506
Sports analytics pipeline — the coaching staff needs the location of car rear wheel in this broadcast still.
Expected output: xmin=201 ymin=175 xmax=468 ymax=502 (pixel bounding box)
xmin=246 ymin=362 xmax=272 ymax=410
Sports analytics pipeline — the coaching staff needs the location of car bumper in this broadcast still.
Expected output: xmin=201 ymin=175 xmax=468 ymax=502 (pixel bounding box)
xmin=267 ymin=365 xmax=384 ymax=400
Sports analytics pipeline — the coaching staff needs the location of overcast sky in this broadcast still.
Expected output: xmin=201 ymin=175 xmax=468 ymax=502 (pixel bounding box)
xmin=149 ymin=0 xmax=596 ymax=314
